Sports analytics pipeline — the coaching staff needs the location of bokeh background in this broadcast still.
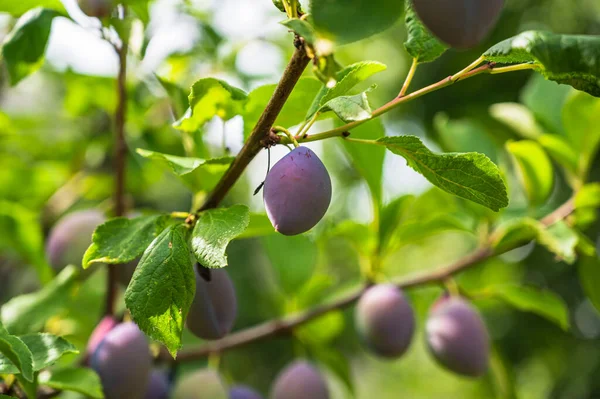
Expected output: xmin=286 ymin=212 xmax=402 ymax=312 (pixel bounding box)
xmin=2 ymin=0 xmax=600 ymax=398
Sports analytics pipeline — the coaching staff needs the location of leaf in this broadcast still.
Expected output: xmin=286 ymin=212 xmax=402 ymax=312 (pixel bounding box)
xmin=319 ymin=87 xmax=373 ymax=123
xmin=191 ymin=205 xmax=250 ymax=269
xmin=19 ymin=333 xmax=78 ymax=371
xmin=39 ymin=367 xmax=104 ymax=399
xmin=403 ymin=0 xmax=447 ymax=63
xmin=173 ymin=78 xmax=247 ymax=132
xmin=327 ymin=221 xmax=376 ymax=256
xmin=537 ymin=134 xmax=579 ymax=176
xmin=575 ymin=183 xmax=600 ymax=209
xmin=562 ymin=91 xmax=600 ymax=176
xmin=124 ymin=224 xmax=195 ymax=357
xmin=237 ymin=214 xmax=275 ymax=239
xmin=307 ymin=61 xmax=387 ymax=119
xmin=487 ymin=285 xmax=570 ymax=330
xmin=156 ymin=76 xmax=189 ymax=119
xmin=483 ymin=31 xmax=600 ymax=97
xmin=310 ymin=0 xmax=404 ymax=44
xmin=1 ymin=266 xmax=79 ymax=335
xmin=489 ymin=103 xmax=544 ymax=139
xmin=376 ymin=136 xmax=508 ymax=211
xmin=0 ymin=0 xmax=66 ymax=16
xmin=1 ymin=8 xmax=60 ymax=86
xmin=83 ymin=214 xmax=169 ymax=268
xmin=0 ymin=324 xmax=33 ymax=381
xmin=314 ymin=348 xmax=354 ymax=395
xmin=281 ymin=19 xmax=316 ymax=45
xmin=296 ymin=311 xmax=344 ymax=344
xmin=388 ymin=215 xmax=472 ymax=250
xmin=578 ymin=254 xmax=600 ymax=313
xmin=506 ymin=140 xmax=554 ymax=206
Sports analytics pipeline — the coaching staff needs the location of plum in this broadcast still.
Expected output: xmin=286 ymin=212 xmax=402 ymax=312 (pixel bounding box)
xmin=263 ymin=146 xmax=331 ymax=236
xmin=270 ymin=361 xmax=329 ymax=399
xmin=77 ymin=0 xmax=113 ymax=18
xmin=144 ymin=370 xmax=170 ymax=399
xmin=355 ymin=284 xmax=415 ymax=358
xmin=187 ymin=268 xmax=237 ymax=340
xmin=91 ymin=322 xmax=151 ymax=399
xmin=46 ymin=209 xmax=105 ymax=272
xmin=229 ymin=385 xmax=264 ymax=399
xmin=426 ymin=296 xmax=490 ymax=377
xmin=172 ymin=370 xmax=228 ymax=399
xmin=412 ymin=0 xmax=505 ymax=48
xmin=86 ymin=315 xmax=118 ymax=356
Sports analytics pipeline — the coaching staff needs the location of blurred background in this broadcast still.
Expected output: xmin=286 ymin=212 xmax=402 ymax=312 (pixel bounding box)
xmin=1 ymin=0 xmax=600 ymax=398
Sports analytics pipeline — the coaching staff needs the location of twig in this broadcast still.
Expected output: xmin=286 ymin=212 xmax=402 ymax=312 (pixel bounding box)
xmin=398 ymin=58 xmax=418 ymax=97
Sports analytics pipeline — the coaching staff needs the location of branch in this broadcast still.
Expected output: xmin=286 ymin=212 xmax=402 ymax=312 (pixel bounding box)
xmin=159 ymin=197 xmax=575 ymax=363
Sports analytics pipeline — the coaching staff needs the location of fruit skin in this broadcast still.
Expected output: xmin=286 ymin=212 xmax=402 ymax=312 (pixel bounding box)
xmin=412 ymin=0 xmax=505 ymax=49
xmin=144 ymin=370 xmax=170 ymax=399
xmin=91 ymin=322 xmax=151 ymax=399
xmin=426 ymin=296 xmax=490 ymax=377
xmin=263 ymin=146 xmax=332 ymax=236
xmin=86 ymin=315 xmax=118 ymax=356
xmin=186 ymin=268 xmax=237 ymax=340
xmin=355 ymin=284 xmax=415 ymax=359
xmin=46 ymin=209 xmax=105 ymax=272
xmin=172 ymin=370 xmax=228 ymax=399
xmin=229 ymin=385 xmax=264 ymax=399
xmin=270 ymin=361 xmax=329 ymax=399
xmin=77 ymin=0 xmax=113 ymax=18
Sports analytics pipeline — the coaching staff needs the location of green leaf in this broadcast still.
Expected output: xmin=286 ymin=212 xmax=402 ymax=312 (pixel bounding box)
xmin=191 ymin=205 xmax=250 ymax=269
xmin=310 ymin=0 xmax=404 ymax=44
xmin=376 ymin=136 xmax=508 ymax=211
xmin=403 ymin=0 xmax=447 ymax=63
xmin=307 ymin=61 xmax=387 ymax=119
xmin=1 ymin=8 xmax=59 ymax=86
xmin=314 ymin=349 xmax=354 ymax=395
xmin=537 ymin=134 xmax=579 ymax=176
xmin=125 ymin=224 xmax=195 ymax=357
xmin=19 ymin=333 xmax=78 ymax=371
xmin=173 ymin=78 xmax=247 ymax=132
xmin=0 ymin=0 xmax=66 ymax=16
xmin=237 ymin=214 xmax=275 ymax=239
xmin=0 ymin=324 xmax=33 ymax=381
xmin=156 ymin=76 xmax=189 ymax=119
xmin=39 ymin=367 xmax=104 ymax=399
xmin=16 ymin=376 xmax=36 ymax=399
xmin=296 ymin=311 xmax=344 ymax=344
xmin=506 ymin=140 xmax=554 ymax=206
xmin=319 ymin=86 xmax=373 ymax=123
xmin=243 ymin=77 xmax=322 ymax=138
xmin=562 ymin=91 xmax=600 ymax=176
xmin=575 ymin=183 xmax=600 ymax=209
xmin=578 ymin=254 xmax=600 ymax=313
xmin=0 ymin=394 xmax=18 ymax=398
xmin=1 ymin=266 xmax=78 ymax=335
xmin=486 ymin=285 xmax=570 ymax=330
xmin=262 ymin=234 xmax=318 ymax=295
xmin=281 ymin=19 xmax=316 ymax=45
xmin=327 ymin=221 xmax=376 ymax=256
xmin=483 ymin=31 xmax=600 ymax=97
xmin=388 ymin=215 xmax=472 ymax=250
xmin=83 ymin=214 xmax=169 ymax=268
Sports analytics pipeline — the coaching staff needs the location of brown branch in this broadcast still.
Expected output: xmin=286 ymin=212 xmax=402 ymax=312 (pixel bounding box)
xmin=158 ymin=197 xmax=575 ymax=363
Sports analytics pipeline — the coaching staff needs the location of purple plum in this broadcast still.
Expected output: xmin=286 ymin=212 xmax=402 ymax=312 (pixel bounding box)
xmin=229 ymin=385 xmax=264 ymax=399
xmin=270 ymin=361 xmax=329 ymax=399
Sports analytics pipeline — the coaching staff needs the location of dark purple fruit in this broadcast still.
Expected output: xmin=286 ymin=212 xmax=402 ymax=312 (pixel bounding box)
xmin=77 ymin=0 xmax=113 ymax=18
xmin=355 ymin=284 xmax=415 ymax=358
xmin=186 ymin=268 xmax=237 ymax=340
xmin=87 ymin=316 xmax=118 ymax=356
xmin=270 ymin=361 xmax=329 ymax=399
xmin=413 ymin=0 xmax=505 ymax=49
xmin=91 ymin=322 xmax=151 ymax=399
xmin=144 ymin=370 xmax=170 ymax=399
xmin=426 ymin=296 xmax=490 ymax=377
xmin=229 ymin=385 xmax=264 ymax=399
xmin=46 ymin=209 xmax=105 ymax=271
xmin=263 ymin=146 xmax=332 ymax=236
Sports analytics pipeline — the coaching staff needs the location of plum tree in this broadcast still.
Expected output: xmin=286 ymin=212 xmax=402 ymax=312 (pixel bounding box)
xmin=77 ymin=0 xmax=113 ymax=18
xmin=144 ymin=370 xmax=170 ymax=399
xmin=412 ymin=0 xmax=505 ymax=48
xmin=91 ymin=322 xmax=152 ymax=399
xmin=270 ymin=361 xmax=329 ymax=399
xmin=263 ymin=146 xmax=332 ymax=235
xmin=46 ymin=209 xmax=105 ymax=271
xmin=229 ymin=385 xmax=264 ymax=399
xmin=425 ymin=296 xmax=490 ymax=377
xmin=172 ymin=370 xmax=228 ymax=399
xmin=186 ymin=268 xmax=237 ymax=340
xmin=355 ymin=284 xmax=415 ymax=358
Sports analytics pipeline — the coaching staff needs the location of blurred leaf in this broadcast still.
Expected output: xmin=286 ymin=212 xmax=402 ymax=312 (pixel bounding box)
xmin=486 ymin=285 xmax=570 ymax=330
xmin=236 ymin=213 xmax=275 ymax=239
xmin=307 ymin=61 xmax=387 ymax=119
xmin=19 ymin=333 xmax=78 ymax=371
xmin=123 ymin=0 xmax=150 ymax=25
xmin=489 ymin=103 xmax=543 ymax=139
xmin=434 ymin=114 xmax=498 ymax=163
xmin=319 ymin=86 xmax=373 ymax=123
xmin=262 ymin=234 xmax=318 ymax=295
xmin=379 ymin=195 xmax=415 ymax=247
xmin=296 ymin=311 xmax=344 ymax=344
xmin=483 ymin=31 xmax=600 ymax=97
xmin=377 ymin=136 xmax=508 ymax=211
xmin=1 ymin=8 xmax=59 ymax=86
xmin=310 ymin=0 xmax=404 ymax=44
xmin=39 ymin=367 xmax=104 ymax=399
xmin=173 ymin=78 xmax=247 ymax=132
xmin=156 ymin=76 xmax=189 ymax=119
xmin=403 ymin=0 xmax=447 ymax=63
xmin=562 ymin=91 xmax=600 ymax=176
xmin=327 ymin=220 xmax=376 ymax=256
xmin=272 ymin=0 xmax=286 ymax=12
xmin=537 ymin=134 xmax=579 ymax=176
xmin=506 ymin=140 xmax=554 ymax=206
xmin=0 ymin=0 xmax=65 ymax=16
xmin=83 ymin=214 xmax=169 ymax=268
xmin=521 ymin=74 xmax=571 ymax=135
xmin=191 ymin=205 xmax=250 ymax=269
xmin=388 ymin=215 xmax=472 ymax=250
xmin=125 ymin=225 xmax=195 ymax=357
xmin=281 ymin=19 xmax=316 ymax=45
xmin=1 ymin=266 xmax=78 ymax=335
xmin=575 ymin=183 xmax=600 ymax=209
xmin=315 ymin=349 xmax=354 ymax=395
xmin=296 ymin=274 xmax=335 ymax=308
xmin=0 ymin=324 xmax=33 ymax=381
xmin=578 ymin=254 xmax=600 ymax=313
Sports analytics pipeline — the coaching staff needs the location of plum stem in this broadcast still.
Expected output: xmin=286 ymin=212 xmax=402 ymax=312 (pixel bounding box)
xmin=398 ymin=58 xmax=419 ymax=97
xmin=273 ymin=126 xmax=299 ymax=147
xmin=450 ymin=56 xmax=485 ymax=81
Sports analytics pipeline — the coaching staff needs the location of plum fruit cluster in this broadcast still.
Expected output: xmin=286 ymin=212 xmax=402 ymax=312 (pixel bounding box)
xmin=354 ymin=285 xmax=491 ymax=377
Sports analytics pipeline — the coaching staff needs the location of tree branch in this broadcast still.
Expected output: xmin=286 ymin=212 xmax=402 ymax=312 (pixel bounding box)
xmin=159 ymin=197 xmax=575 ymax=363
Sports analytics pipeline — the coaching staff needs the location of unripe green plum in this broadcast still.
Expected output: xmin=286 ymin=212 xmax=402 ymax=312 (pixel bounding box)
xmin=91 ymin=322 xmax=151 ymax=399
xmin=172 ymin=370 xmax=228 ymax=399
xmin=144 ymin=370 xmax=170 ymax=399
xmin=229 ymin=385 xmax=264 ymax=399
xmin=46 ymin=209 xmax=105 ymax=272
xmin=426 ymin=296 xmax=490 ymax=377
xmin=355 ymin=284 xmax=415 ymax=358
xmin=263 ymin=146 xmax=332 ymax=236
xmin=413 ymin=0 xmax=505 ymax=49
xmin=77 ymin=0 xmax=113 ymax=18
xmin=186 ymin=268 xmax=237 ymax=340
xmin=270 ymin=361 xmax=329 ymax=399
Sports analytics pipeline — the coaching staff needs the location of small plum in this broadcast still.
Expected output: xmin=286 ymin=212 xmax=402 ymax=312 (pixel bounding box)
xmin=144 ymin=370 xmax=170 ymax=399
xmin=86 ymin=315 xmax=118 ymax=356
xmin=263 ymin=146 xmax=332 ymax=236
xmin=229 ymin=385 xmax=264 ymax=399
xmin=77 ymin=0 xmax=113 ymax=18
xmin=270 ymin=361 xmax=329 ymax=399
xmin=186 ymin=268 xmax=237 ymax=340
xmin=355 ymin=284 xmax=415 ymax=358
xmin=426 ymin=296 xmax=490 ymax=377
xmin=172 ymin=370 xmax=228 ymax=399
